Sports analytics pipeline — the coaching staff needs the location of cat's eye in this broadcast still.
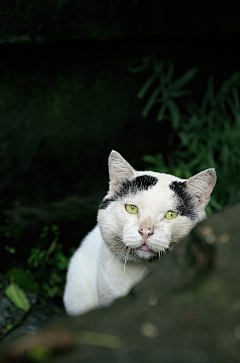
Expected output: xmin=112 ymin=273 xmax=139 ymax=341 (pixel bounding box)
xmin=165 ymin=211 xmax=178 ymax=220
xmin=125 ymin=204 xmax=138 ymax=214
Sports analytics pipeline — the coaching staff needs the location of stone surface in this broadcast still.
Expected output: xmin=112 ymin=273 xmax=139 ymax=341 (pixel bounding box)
xmin=1 ymin=203 xmax=240 ymax=362
xmin=0 ymin=274 xmax=62 ymax=340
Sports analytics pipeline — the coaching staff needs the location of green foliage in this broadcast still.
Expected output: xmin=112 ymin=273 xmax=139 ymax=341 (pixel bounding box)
xmin=6 ymin=224 xmax=75 ymax=300
xmin=4 ymin=245 xmax=16 ymax=254
xmin=130 ymin=55 xmax=198 ymax=126
xmin=6 ymin=267 xmax=39 ymax=294
xmin=6 ymin=324 xmax=13 ymax=332
xmin=0 ymin=226 xmax=12 ymax=238
xmin=5 ymin=279 xmax=31 ymax=312
xmin=27 ymin=241 xmax=72 ymax=298
xmin=27 ymin=345 xmax=52 ymax=362
xmin=138 ymin=56 xmax=240 ymax=213
xmin=26 ymin=224 xmax=74 ymax=298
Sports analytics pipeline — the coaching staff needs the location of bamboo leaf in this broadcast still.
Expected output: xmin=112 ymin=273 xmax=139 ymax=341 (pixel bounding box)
xmin=236 ymin=112 xmax=240 ymax=125
xmin=5 ymin=280 xmax=31 ymax=312
xmin=128 ymin=63 xmax=149 ymax=74
xmin=153 ymin=58 xmax=163 ymax=74
xmin=137 ymin=73 xmax=157 ymax=99
xmin=220 ymin=72 xmax=240 ymax=94
xmin=169 ymin=89 xmax=192 ymax=98
xmin=210 ymin=196 xmax=223 ymax=210
xmin=226 ymin=95 xmax=236 ymax=116
xmin=168 ymin=100 xmax=181 ymax=129
xmin=156 ymin=103 xmax=167 ymax=121
xmin=142 ymin=85 xmax=162 ymax=117
xmin=170 ymin=67 xmax=198 ymax=92
xmin=163 ymin=61 xmax=174 ymax=84
xmin=207 ymin=76 xmax=215 ymax=108
xmin=232 ymin=87 xmax=240 ymax=109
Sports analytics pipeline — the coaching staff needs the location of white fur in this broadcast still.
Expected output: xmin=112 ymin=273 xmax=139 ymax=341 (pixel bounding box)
xmin=63 ymin=151 xmax=216 ymax=316
xmin=64 ymin=224 xmax=149 ymax=315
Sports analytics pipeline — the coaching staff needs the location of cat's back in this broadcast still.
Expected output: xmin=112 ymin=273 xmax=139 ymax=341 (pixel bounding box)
xmin=63 ymin=225 xmax=102 ymax=315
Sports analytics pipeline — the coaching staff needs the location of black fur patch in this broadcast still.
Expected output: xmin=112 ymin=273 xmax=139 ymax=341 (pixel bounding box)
xmin=100 ymin=175 xmax=158 ymax=210
xmin=169 ymin=180 xmax=198 ymax=220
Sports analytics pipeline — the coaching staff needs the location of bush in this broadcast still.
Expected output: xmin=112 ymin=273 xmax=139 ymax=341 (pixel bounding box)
xmin=133 ymin=56 xmax=240 ymax=213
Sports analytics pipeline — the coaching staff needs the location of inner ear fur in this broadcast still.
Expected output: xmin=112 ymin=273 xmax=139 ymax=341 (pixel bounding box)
xmin=187 ymin=168 xmax=217 ymax=208
xmin=108 ymin=150 xmax=136 ymax=192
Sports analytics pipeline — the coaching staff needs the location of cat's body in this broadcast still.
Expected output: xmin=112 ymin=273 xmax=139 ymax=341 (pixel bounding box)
xmin=64 ymin=151 xmax=216 ymax=316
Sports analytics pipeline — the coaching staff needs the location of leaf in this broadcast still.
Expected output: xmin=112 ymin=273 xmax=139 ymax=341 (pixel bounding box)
xmin=6 ymin=324 xmax=13 ymax=331
xmin=232 ymin=87 xmax=240 ymax=109
xmin=206 ymin=76 xmax=215 ymax=108
xmin=128 ymin=63 xmax=149 ymax=74
xmin=226 ymin=95 xmax=236 ymax=116
xmin=5 ymin=245 xmax=16 ymax=254
xmin=142 ymin=85 xmax=162 ymax=117
xmin=153 ymin=57 xmax=163 ymax=74
xmin=137 ymin=73 xmax=157 ymax=99
xmin=28 ymin=346 xmax=52 ymax=362
xmin=169 ymin=89 xmax=192 ymax=98
xmin=164 ymin=61 xmax=174 ymax=84
xmin=168 ymin=100 xmax=181 ymax=129
xmin=5 ymin=280 xmax=31 ymax=312
xmin=209 ymin=196 xmax=223 ymax=211
xmin=51 ymin=224 xmax=59 ymax=232
xmin=156 ymin=103 xmax=167 ymax=121
xmin=170 ymin=67 xmax=198 ymax=92
xmin=220 ymin=72 xmax=240 ymax=94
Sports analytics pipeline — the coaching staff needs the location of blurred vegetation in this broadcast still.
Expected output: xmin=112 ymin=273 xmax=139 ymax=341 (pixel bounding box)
xmin=133 ymin=55 xmax=240 ymax=214
xmin=1 ymin=0 xmax=239 ymax=44
xmin=5 ymin=224 xmax=75 ymax=299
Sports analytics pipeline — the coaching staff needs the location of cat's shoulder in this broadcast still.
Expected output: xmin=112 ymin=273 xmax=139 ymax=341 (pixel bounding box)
xmin=73 ymin=225 xmax=102 ymax=256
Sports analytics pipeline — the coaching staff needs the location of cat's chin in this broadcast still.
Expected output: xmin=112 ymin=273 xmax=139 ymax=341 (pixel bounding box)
xmin=136 ymin=247 xmax=159 ymax=261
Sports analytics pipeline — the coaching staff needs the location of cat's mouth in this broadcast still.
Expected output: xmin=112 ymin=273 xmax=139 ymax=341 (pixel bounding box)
xmin=138 ymin=243 xmax=157 ymax=257
xmin=137 ymin=242 xmax=168 ymax=261
xmin=140 ymin=243 xmax=151 ymax=251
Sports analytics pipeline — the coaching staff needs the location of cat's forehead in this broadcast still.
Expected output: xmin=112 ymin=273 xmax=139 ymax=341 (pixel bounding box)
xmin=99 ymin=171 xmax=185 ymax=211
xmin=134 ymin=171 xmax=183 ymax=203
xmin=138 ymin=170 xmax=182 ymax=185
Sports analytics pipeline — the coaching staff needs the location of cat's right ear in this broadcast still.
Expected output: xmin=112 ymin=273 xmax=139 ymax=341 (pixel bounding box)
xmin=108 ymin=151 xmax=136 ymax=192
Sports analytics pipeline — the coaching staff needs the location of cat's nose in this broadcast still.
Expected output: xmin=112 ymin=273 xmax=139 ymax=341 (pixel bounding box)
xmin=139 ymin=224 xmax=154 ymax=243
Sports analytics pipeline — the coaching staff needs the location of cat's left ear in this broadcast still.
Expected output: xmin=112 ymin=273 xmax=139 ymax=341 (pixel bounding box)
xmin=108 ymin=150 xmax=136 ymax=192
xmin=187 ymin=168 xmax=217 ymax=208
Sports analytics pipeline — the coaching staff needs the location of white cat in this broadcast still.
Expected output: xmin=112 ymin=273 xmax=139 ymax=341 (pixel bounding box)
xmin=63 ymin=151 xmax=216 ymax=316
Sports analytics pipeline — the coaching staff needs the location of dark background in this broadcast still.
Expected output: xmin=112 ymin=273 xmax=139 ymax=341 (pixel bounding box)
xmin=0 ymin=1 xmax=240 ymax=292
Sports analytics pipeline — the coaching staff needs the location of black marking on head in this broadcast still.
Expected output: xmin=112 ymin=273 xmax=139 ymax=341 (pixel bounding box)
xmin=99 ymin=175 xmax=158 ymax=210
xmin=169 ymin=180 xmax=198 ymax=221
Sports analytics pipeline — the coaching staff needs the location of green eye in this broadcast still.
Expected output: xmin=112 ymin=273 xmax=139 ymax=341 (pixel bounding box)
xmin=165 ymin=211 xmax=178 ymax=220
xmin=125 ymin=204 xmax=138 ymax=214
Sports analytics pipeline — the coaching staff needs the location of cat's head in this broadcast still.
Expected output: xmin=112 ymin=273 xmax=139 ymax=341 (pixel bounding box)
xmin=98 ymin=151 xmax=217 ymax=263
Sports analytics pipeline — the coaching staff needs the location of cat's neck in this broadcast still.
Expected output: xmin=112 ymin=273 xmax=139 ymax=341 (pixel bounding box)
xmin=97 ymin=241 xmax=150 ymax=306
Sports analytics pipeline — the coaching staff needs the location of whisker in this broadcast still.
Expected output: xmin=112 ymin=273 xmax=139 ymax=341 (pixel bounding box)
xmin=124 ymin=247 xmax=130 ymax=274
xmin=115 ymin=252 xmax=124 ymax=278
xmin=107 ymin=245 xmax=125 ymax=276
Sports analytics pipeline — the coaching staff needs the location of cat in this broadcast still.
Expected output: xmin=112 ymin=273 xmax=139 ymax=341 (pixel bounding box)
xmin=63 ymin=151 xmax=216 ymax=316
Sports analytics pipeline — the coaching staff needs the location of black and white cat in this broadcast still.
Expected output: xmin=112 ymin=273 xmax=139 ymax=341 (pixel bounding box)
xmin=63 ymin=151 xmax=216 ymax=316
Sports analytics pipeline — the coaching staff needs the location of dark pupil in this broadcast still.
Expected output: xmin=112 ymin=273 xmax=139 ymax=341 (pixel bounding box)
xmin=132 ymin=206 xmax=135 ymax=209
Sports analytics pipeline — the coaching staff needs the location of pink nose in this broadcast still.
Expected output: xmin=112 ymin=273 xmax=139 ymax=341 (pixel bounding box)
xmin=139 ymin=226 xmax=154 ymax=243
